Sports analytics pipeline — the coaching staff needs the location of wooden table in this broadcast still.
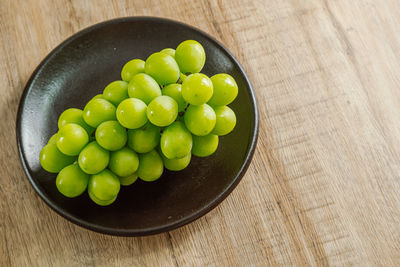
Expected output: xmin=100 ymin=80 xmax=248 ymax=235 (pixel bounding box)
xmin=1 ymin=0 xmax=400 ymax=266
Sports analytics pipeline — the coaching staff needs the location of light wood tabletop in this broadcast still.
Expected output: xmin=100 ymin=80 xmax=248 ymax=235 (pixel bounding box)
xmin=1 ymin=0 xmax=400 ymax=266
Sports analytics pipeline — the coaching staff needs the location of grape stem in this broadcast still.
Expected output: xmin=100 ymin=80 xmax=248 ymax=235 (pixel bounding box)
xmin=184 ymin=103 xmax=190 ymax=111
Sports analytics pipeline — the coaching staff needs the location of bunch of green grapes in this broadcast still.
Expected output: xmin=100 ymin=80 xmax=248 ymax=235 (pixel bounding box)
xmin=39 ymin=40 xmax=238 ymax=206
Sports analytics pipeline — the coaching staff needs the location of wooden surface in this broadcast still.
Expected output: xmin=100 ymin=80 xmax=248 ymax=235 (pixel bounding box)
xmin=1 ymin=0 xmax=400 ymax=266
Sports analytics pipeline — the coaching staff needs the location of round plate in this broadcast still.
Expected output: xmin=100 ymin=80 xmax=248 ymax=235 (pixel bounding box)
xmin=16 ymin=17 xmax=258 ymax=236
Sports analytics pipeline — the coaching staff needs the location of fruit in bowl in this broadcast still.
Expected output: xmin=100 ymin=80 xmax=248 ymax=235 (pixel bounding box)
xmin=39 ymin=40 xmax=239 ymax=206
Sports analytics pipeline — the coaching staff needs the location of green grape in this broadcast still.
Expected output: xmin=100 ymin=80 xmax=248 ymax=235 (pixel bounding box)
xmin=179 ymin=72 xmax=187 ymax=83
xmin=88 ymin=169 xmax=120 ymax=202
xmin=181 ymin=73 xmax=213 ymax=105
xmin=175 ymin=40 xmax=206 ymax=74
xmin=162 ymin=84 xmax=187 ymax=112
xmin=147 ymin=96 xmax=178 ymax=127
xmin=145 ymin=52 xmax=180 ymax=85
xmin=161 ymin=151 xmax=191 ymax=171
xmin=160 ymin=48 xmax=175 ymax=57
xmin=78 ymin=141 xmax=110 ymax=174
xmin=184 ymin=104 xmax=216 ymax=136
xmin=192 ymin=134 xmax=219 ymax=157
xmin=212 ymin=106 xmax=237 ymax=136
xmin=83 ymin=98 xmax=116 ymax=128
xmin=92 ymin=94 xmax=104 ymax=100
xmin=119 ymin=173 xmax=138 ymax=186
xmin=103 ymin=80 xmax=129 ymax=106
xmin=116 ymin=98 xmax=148 ymax=129
xmin=208 ymin=74 xmax=238 ymax=106
xmin=40 ymin=143 xmax=76 ymax=173
xmin=121 ymin=59 xmax=145 ymax=82
xmin=137 ymin=150 xmax=164 ymax=182
xmin=109 ymin=147 xmax=139 ymax=177
xmin=58 ymin=108 xmax=94 ymax=135
xmin=88 ymin=190 xmax=117 ymax=206
xmin=95 ymin=120 xmax=127 ymax=151
xmin=127 ymin=122 xmax=160 ymax=153
xmin=56 ymin=123 xmax=89 ymax=156
xmin=56 ymin=164 xmax=89 ymax=198
xmin=160 ymin=121 xmax=192 ymax=159
xmin=127 ymin=73 xmax=161 ymax=104
xmin=48 ymin=133 xmax=57 ymax=144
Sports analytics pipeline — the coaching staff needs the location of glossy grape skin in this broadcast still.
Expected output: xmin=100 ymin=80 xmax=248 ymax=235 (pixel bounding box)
xmin=184 ymin=104 xmax=216 ymax=136
xmin=175 ymin=40 xmax=206 ymax=74
xmin=127 ymin=122 xmax=160 ymax=153
xmin=56 ymin=164 xmax=89 ymax=198
xmin=137 ymin=150 xmax=164 ymax=182
xmin=160 ymin=121 xmax=192 ymax=159
xmin=95 ymin=120 xmax=127 ymax=151
xmin=127 ymin=73 xmax=161 ymax=104
xmin=181 ymin=73 xmax=213 ymax=105
xmin=160 ymin=48 xmax=175 ymax=57
xmin=147 ymin=96 xmax=178 ymax=127
xmin=161 ymin=152 xmax=191 ymax=171
xmin=78 ymin=141 xmax=110 ymax=174
xmin=121 ymin=59 xmax=145 ymax=82
xmin=103 ymin=80 xmax=129 ymax=106
xmin=83 ymin=98 xmax=116 ymax=128
xmin=40 ymin=143 xmax=76 ymax=173
xmin=92 ymin=94 xmax=104 ymax=100
xmin=88 ymin=169 xmax=120 ymax=202
xmin=119 ymin=173 xmax=138 ymax=186
xmin=48 ymin=133 xmax=57 ymax=144
xmin=192 ymin=134 xmax=219 ymax=157
xmin=88 ymin=191 xmax=117 ymax=206
xmin=212 ymin=106 xmax=237 ymax=136
xmin=162 ymin=84 xmax=187 ymax=112
xmin=208 ymin=74 xmax=238 ymax=106
xmin=109 ymin=147 xmax=139 ymax=177
xmin=145 ymin=52 xmax=180 ymax=85
xmin=58 ymin=108 xmax=94 ymax=135
xmin=56 ymin=123 xmax=89 ymax=156
xmin=116 ymin=98 xmax=148 ymax=129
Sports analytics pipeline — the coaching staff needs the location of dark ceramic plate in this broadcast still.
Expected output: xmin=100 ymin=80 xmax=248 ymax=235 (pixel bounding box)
xmin=16 ymin=17 xmax=258 ymax=236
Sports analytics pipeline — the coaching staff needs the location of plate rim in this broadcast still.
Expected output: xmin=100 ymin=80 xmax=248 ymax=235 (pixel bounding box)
xmin=16 ymin=16 xmax=259 ymax=236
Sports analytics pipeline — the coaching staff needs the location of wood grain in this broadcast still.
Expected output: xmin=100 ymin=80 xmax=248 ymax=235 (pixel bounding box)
xmin=1 ymin=0 xmax=400 ymax=266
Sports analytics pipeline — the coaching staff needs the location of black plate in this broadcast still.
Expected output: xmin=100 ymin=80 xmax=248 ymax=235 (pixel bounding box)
xmin=16 ymin=17 xmax=258 ymax=236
